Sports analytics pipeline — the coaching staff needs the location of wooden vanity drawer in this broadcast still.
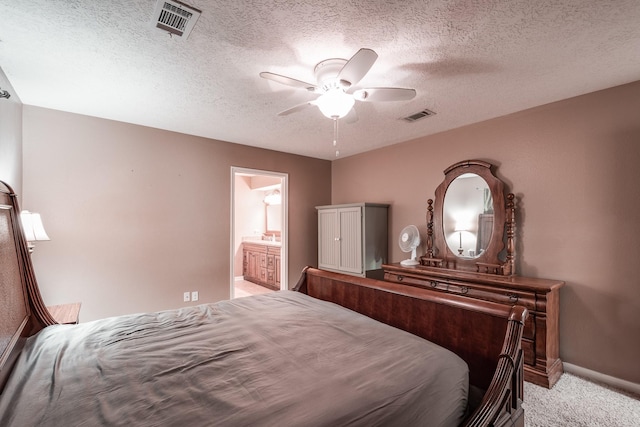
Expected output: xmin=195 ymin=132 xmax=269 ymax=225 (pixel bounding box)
xmin=243 ymin=242 xmax=268 ymax=253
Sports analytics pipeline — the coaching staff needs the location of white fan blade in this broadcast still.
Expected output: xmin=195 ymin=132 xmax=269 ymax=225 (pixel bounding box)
xmin=337 ymin=48 xmax=378 ymax=88
xmin=277 ymin=102 xmax=314 ymax=116
xmin=353 ymin=87 xmax=416 ymax=102
xmin=260 ymin=72 xmax=318 ymax=92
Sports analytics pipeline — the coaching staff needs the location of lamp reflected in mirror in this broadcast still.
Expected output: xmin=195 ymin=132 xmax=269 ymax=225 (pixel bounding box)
xmin=443 ymin=172 xmax=490 ymax=259
xmin=20 ymin=210 xmax=50 ymax=253
xmin=454 ymin=223 xmax=467 ymax=255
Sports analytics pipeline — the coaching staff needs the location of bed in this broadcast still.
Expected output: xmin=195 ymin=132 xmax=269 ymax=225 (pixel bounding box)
xmin=0 ymin=180 xmax=526 ymax=426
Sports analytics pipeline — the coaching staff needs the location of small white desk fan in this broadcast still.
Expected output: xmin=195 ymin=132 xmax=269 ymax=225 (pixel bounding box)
xmin=399 ymin=225 xmax=420 ymax=266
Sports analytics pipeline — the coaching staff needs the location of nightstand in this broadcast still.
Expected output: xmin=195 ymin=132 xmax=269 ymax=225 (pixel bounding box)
xmin=47 ymin=302 xmax=82 ymax=325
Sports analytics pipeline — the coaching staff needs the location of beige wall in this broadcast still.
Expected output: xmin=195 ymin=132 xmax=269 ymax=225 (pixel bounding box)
xmin=10 ymin=75 xmax=640 ymax=385
xmin=332 ymin=80 xmax=640 ymax=384
xmin=22 ymin=106 xmax=331 ymax=321
xmin=0 ymin=68 xmax=23 ymax=197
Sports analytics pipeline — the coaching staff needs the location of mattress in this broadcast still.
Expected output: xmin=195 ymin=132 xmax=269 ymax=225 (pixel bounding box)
xmin=0 ymin=290 xmax=468 ymax=426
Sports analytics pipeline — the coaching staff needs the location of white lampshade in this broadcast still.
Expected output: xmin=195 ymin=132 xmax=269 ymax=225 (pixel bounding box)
xmin=20 ymin=210 xmax=50 ymax=242
xmin=315 ymin=89 xmax=355 ymax=119
xmin=264 ymin=190 xmax=281 ymax=205
xmin=454 ymin=223 xmax=467 ymax=232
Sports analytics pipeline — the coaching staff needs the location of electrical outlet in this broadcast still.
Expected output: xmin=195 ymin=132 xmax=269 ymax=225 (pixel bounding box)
xmin=183 ymin=291 xmax=190 ymax=302
xmin=191 ymin=291 xmax=199 ymax=302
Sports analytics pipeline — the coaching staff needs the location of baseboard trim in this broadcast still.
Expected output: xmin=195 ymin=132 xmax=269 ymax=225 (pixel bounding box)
xmin=234 ymin=276 xmax=244 ymax=281
xmin=563 ymin=362 xmax=640 ymax=396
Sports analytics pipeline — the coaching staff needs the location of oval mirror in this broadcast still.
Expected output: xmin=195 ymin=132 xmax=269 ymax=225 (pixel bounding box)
xmin=425 ymin=160 xmax=515 ymax=275
xmin=442 ymin=173 xmax=493 ymax=258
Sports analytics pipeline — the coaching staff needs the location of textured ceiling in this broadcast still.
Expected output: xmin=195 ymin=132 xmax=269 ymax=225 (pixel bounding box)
xmin=0 ymin=0 xmax=639 ymax=160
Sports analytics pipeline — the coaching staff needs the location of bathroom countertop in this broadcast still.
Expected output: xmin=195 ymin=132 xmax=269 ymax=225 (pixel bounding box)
xmin=242 ymin=237 xmax=281 ymax=247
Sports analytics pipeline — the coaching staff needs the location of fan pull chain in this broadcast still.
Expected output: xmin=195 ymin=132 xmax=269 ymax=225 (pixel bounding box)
xmin=333 ymin=117 xmax=339 ymax=157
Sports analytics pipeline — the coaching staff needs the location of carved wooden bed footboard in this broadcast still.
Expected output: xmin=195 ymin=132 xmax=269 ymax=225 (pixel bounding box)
xmin=295 ymin=267 xmax=528 ymax=427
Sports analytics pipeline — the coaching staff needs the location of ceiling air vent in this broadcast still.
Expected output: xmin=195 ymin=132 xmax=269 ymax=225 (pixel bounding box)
xmin=402 ymin=108 xmax=436 ymax=123
xmin=152 ymin=0 xmax=201 ymax=39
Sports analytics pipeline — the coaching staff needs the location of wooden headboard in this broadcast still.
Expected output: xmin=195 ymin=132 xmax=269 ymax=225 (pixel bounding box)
xmin=0 ymin=181 xmax=56 ymax=391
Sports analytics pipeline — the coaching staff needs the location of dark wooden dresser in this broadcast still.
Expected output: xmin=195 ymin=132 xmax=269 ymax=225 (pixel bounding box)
xmin=383 ymin=263 xmax=565 ymax=388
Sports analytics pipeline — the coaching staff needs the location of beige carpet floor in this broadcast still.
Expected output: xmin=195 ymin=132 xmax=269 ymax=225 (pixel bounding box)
xmin=523 ymin=373 xmax=640 ymax=426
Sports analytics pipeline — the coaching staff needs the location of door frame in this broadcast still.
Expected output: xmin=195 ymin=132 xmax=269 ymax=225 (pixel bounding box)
xmin=230 ymin=167 xmax=288 ymax=298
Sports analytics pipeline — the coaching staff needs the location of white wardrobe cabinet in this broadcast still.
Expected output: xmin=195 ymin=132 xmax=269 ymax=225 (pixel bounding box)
xmin=316 ymin=203 xmax=389 ymax=278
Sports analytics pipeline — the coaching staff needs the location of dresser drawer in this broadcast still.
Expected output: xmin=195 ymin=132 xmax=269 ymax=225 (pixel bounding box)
xmin=384 ymin=272 xmax=537 ymax=311
xmin=465 ymin=285 xmax=535 ymax=310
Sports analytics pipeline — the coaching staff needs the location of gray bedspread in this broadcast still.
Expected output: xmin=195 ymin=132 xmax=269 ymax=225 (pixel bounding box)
xmin=0 ymin=291 xmax=468 ymax=426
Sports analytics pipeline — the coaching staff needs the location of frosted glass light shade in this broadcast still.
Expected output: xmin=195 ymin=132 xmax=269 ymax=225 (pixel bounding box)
xmin=264 ymin=190 xmax=281 ymax=205
xmin=315 ymin=89 xmax=355 ymax=119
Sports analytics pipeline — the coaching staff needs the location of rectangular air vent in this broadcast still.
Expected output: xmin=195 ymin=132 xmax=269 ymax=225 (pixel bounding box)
xmin=402 ymin=108 xmax=436 ymax=122
xmin=152 ymin=0 xmax=201 ymax=39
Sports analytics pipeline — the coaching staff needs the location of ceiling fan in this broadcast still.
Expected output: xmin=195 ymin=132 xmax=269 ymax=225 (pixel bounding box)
xmin=260 ymin=48 xmax=416 ymax=121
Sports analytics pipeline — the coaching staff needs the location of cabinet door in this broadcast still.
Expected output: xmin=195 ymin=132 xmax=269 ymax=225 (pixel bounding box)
xmin=243 ymin=250 xmax=249 ymax=276
xmin=266 ymin=254 xmax=276 ymax=287
xmin=247 ymin=251 xmax=258 ymax=281
xmin=318 ymin=209 xmax=339 ymax=270
xmin=259 ymin=253 xmax=267 ymax=282
xmin=337 ymin=207 xmax=362 ymax=274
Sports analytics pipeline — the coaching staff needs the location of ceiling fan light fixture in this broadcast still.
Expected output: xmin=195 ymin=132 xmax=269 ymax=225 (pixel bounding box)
xmin=315 ymin=89 xmax=355 ymax=119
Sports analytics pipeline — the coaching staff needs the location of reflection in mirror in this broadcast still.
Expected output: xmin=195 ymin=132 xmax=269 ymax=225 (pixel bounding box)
xmin=443 ymin=173 xmax=493 ymax=258
xmin=263 ymin=188 xmax=282 ymax=236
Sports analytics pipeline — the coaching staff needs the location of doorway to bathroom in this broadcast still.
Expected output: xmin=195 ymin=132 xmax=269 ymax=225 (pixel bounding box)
xmin=230 ymin=167 xmax=288 ymax=298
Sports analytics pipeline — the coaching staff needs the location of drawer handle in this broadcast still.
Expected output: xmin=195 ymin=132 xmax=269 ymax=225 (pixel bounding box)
xmin=397 ymin=275 xmax=404 ymax=282
xmin=508 ymin=294 xmax=519 ymax=303
xmin=460 ymin=286 xmax=469 ymax=294
xmin=430 ymin=281 xmax=438 ymax=288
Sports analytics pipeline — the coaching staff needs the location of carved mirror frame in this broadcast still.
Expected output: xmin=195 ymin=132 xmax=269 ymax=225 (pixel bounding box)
xmin=421 ymin=160 xmax=516 ymax=275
